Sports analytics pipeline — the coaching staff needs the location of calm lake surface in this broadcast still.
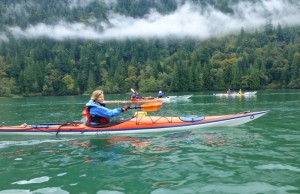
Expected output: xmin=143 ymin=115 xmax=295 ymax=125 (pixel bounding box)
xmin=0 ymin=90 xmax=299 ymax=194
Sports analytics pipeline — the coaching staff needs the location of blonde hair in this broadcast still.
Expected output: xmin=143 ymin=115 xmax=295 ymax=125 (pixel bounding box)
xmin=91 ymin=90 xmax=103 ymax=101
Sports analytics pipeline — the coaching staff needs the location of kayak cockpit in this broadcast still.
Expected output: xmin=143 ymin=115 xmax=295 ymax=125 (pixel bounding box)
xmin=86 ymin=117 xmax=134 ymax=128
xmin=179 ymin=116 xmax=205 ymax=122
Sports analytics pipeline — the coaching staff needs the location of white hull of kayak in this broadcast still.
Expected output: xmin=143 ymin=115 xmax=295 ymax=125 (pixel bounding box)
xmin=161 ymin=95 xmax=193 ymax=102
xmin=214 ymin=91 xmax=257 ymax=97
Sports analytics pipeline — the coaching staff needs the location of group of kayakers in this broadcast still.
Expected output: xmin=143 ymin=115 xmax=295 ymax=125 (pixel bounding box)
xmin=227 ymin=89 xmax=243 ymax=95
xmin=86 ymin=89 xmax=165 ymax=126
xmin=131 ymin=90 xmax=165 ymax=99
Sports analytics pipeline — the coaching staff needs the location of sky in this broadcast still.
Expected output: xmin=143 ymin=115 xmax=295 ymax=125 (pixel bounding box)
xmin=1 ymin=0 xmax=300 ymax=42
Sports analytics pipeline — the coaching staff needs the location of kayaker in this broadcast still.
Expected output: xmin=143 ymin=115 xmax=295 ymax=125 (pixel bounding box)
xmin=131 ymin=92 xmax=142 ymax=99
xmin=239 ymin=89 xmax=243 ymax=95
xmin=86 ymin=90 xmax=129 ymax=125
xmin=157 ymin=91 xmax=164 ymax=98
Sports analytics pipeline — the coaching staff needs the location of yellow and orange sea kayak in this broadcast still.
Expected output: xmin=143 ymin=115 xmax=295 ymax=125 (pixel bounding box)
xmin=0 ymin=110 xmax=269 ymax=136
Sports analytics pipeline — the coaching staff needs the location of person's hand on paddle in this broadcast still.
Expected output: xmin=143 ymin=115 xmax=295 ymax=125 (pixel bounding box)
xmin=122 ymin=105 xmax=130 ymax=112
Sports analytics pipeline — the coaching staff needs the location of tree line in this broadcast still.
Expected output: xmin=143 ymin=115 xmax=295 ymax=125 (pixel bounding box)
xmin=1 ymin=24 xmax=300 ymax=97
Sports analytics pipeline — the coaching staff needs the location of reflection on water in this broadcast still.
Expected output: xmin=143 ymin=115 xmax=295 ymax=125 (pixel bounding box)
xmin=0 ymin=128 xmax=299 ymax=193
xmin=0 ymin=131 xmax=258 ymax=162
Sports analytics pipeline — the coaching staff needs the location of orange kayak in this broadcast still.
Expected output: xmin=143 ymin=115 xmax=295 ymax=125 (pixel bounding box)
xmin=0 ymin=110 xmax=269 ymax=136
xmin=104 ymin=95 xmax=193 ymax=104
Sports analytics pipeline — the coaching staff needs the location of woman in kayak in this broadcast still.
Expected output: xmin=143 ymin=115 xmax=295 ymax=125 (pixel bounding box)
xmin=86 ymin=90 xmax=129 ymax=125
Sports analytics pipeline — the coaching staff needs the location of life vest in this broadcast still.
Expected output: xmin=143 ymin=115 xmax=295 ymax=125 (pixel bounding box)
xmin=85 ymin=107 xmax=110 ymax=124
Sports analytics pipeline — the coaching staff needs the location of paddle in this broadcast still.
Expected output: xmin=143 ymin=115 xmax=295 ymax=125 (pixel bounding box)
xmin=82 ymin=101 xmax=162 ymax=118
xmin=129 ymin=101 xmax=162 ymax=112
xmin=131 ymin=88 xmax=136 ymax=93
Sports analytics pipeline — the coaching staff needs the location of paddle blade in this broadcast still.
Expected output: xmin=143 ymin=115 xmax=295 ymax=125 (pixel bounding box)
xmin=131 ymin=88 xmax=135 ymax=93
xmin=139 ymin=101 xmax=162 ymax=112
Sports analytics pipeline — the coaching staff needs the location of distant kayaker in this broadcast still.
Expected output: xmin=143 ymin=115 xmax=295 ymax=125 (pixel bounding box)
xmin=239 ymin=89 xmax=243 ymax=95
xmin=131 ymin=91 xmax=142 ymax=99
xmin=86 ymin=90 xmax=129 ymax=125
xmin=157 ymin=91 xmax=164 ymax=98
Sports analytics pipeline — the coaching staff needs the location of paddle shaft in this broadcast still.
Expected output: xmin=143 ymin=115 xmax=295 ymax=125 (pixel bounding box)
xmin=128 ymin=101 xmax=162 ymax=112
xmin=129 ymin=105 xmax=143 ymax=109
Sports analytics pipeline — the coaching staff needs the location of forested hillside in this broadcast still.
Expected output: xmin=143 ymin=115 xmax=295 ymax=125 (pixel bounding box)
xmin=0 ymin=0 xmax=300 ymax=97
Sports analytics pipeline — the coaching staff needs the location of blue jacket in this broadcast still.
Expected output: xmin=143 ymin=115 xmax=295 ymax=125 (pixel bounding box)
xmin=86 ymin=100 xmax=122 ymax=118
xmin=131 ymin=93 xmax=142 ymax=99
xmin=157 ymin=92 xmax=164 ymax=98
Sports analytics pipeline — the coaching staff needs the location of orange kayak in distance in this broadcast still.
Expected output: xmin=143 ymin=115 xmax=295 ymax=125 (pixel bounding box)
xmin=104 ymin=97 xmax=162 ymax=104
xmin=104 ymin=95 xmax=193 ymax=104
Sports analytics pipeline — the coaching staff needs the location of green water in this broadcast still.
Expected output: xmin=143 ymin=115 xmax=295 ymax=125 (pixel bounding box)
xmin=0 ymin=90 xmax=299 ymax=194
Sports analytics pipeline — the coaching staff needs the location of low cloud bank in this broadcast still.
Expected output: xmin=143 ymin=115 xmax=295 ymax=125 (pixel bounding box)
xmin=2 ymin=0 xmax=300 ymax=42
